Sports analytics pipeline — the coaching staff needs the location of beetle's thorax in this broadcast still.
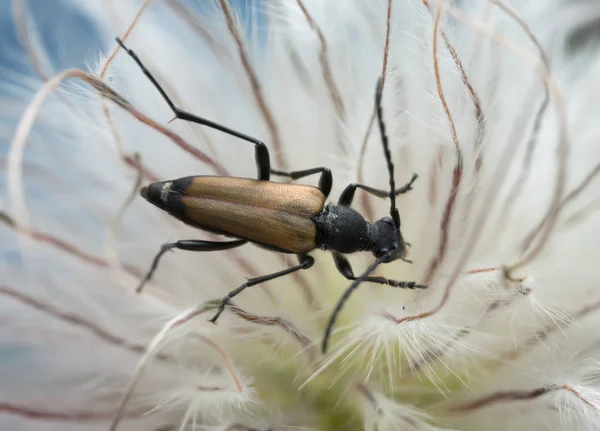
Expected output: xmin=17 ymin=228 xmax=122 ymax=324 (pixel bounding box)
xmin=314 ymin=205 xmax=404 ymax=259
xmin=314 ymin=205 xmax=369 ymax=253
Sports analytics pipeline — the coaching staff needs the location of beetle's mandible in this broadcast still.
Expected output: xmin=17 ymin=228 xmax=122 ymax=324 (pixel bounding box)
xmin=116 ymin=37 xmax=427 ymax=354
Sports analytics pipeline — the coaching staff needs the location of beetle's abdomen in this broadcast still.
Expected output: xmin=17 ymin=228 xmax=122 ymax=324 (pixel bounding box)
xmin=143 ymin=176 xmax=326 ymax=254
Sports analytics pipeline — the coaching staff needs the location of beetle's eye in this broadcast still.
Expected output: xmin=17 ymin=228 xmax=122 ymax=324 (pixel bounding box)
xmin=382 ymin=217 xmax=394 ymax=226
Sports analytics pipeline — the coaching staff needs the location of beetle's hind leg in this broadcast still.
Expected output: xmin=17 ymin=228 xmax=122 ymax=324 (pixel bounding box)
xmin=115 ymin=37 xmax=271 ymax=182
xmin=332 ymin=253 xmax=427 ymax=289
xmin=209 ymin=254 xmax=315 ymax=323
xmin=137 ymin=239 xmax=247 ymax=293
xmin=270 ymin=167 xmax=333 ymax=197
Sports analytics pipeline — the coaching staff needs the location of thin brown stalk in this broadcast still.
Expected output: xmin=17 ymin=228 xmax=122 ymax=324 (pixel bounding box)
xmin=432 ymin=4 xmax=459 ymax=152
xmin=521 ymin=162 xmax=600 ymax=252
xmin=465 ymin=266 xmax=498 ymax=274
xmin=450 ymin=385 xmax=558 ymax=412
xmin=0 ymin=402 xmax=144 ymax=421
xmin=166 ymin=0 xmax=229 ymax=57
xmin=295 ymin=0 xmax=346 ymax=121
xmin=451 ymin=384 xmax=600 ymax=415
xmin=445 ymin=44 xmax=484 ymax=170
xmin=101 ymin=0 xmax=157 ymax=181
xmin=0 ymin=284 xmax=169 ymax=361
xmin=189 ymin=333 xmax=243 ymax=392
xmin=421 ymin=0 xmax=485 ymax=169
xmin=164 ymin=0 xmax=253 ymax=101
xmin=1 ymin=211 xmax=108 ymax=269
xmin=495 ymin=0 xmax=552 ymax=239
xmin=218 ymin=0 xmax=287 ymax=170
xmin=501 ymin=296 xmax=600 ymax=362
xmin=422 ymin=2 xmax=463 ymax=284
xmin=1 ymin=210 xmax=144 ymax=278
xmin=100 ymin=0 xmax=152 ymax=78
xmin=563 ymin=384 xmax=600 ymax=414
xmin=228 ymin=305 xmax=316 ymax=361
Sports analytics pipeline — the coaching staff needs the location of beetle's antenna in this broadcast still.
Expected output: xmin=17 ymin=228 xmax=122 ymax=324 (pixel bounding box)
xmin=115 ymin=37 xmax=265 ymax=149
xmin=374 ymin=77 xmax=401 ymax=229
xmin=322 ymin=255 xmax=387 ymax=353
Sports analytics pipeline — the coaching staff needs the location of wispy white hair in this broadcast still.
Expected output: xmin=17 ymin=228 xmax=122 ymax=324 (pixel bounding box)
xmin=2 ymin=0 xmax=600 ymax=430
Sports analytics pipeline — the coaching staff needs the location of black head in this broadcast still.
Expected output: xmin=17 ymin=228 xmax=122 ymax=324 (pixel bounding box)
xmin=370 ymin=216 xmax=407 ymax=262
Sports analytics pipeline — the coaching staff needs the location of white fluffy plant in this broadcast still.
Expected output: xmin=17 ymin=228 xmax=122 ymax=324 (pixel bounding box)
xmin=3 ymin=0 xmax=600 ymax=430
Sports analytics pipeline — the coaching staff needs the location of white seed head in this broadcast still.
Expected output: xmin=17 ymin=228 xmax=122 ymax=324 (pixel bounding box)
xmin=3 ymin=1 xmax=600 ymax=430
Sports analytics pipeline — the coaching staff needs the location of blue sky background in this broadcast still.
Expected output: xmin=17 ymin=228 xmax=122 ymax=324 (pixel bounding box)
xmin=0 ymin=0 xmax=256 ymax=80
xmin=0 ymin=1 xmax=103 ymax=79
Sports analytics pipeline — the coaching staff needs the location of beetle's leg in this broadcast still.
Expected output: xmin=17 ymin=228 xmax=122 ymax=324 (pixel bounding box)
xmin=338 ymin=173 xmax=418 ymax=207
xmin=115 ymin=38 xmax=270 ymax=181
xmin=271 ymin=167 xmax=333 ymax=197
xmin=332 ymin=252 xmax=426 ymax=289
xmin=209 ymin=254 xmax=315 ymax=323
xmin=137 ymin=239 xmax=247 ymax=293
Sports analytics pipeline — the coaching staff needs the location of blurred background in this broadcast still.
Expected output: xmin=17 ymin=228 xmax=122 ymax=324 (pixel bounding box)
xmin=0 ymin=0 xmax=259 ymax=74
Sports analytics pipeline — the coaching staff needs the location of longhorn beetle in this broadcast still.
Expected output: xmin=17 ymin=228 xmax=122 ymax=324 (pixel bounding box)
xmin=116 ymin=38 xmax=426 ymax=354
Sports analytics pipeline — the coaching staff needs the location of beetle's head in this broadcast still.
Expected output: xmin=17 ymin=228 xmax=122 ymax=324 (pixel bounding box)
xmin=370 ymin=216 xmax=408 ymax=263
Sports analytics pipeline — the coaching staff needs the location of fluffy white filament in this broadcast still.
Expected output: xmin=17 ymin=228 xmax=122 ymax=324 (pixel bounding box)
xmin=2 ymin=0 xmax=600 ymax=430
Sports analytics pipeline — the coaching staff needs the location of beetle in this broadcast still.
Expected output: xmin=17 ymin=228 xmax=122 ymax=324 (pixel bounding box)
xmin=116 ymin=38 xmax=426 ymax=353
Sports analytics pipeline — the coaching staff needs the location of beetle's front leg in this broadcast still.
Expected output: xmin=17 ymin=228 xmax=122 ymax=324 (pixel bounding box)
xmin=332 ymin=252 xmax=426 ymax=289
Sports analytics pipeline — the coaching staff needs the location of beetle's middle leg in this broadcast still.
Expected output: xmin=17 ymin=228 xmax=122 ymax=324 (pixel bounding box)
xmin=271 ymin=167 xmax=332 ymax=197
xmin=137 ymin=239 xmax=247 ymax=293
xmin=116 ymin=38 xmax=271 ymax=182
xmin=209 ymin=254 xmax=315 ymax=323
xmin=332 ymin=252 xmax=426 ymax=289
xmin=338 ymin=173 xmax=418 ymax=207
